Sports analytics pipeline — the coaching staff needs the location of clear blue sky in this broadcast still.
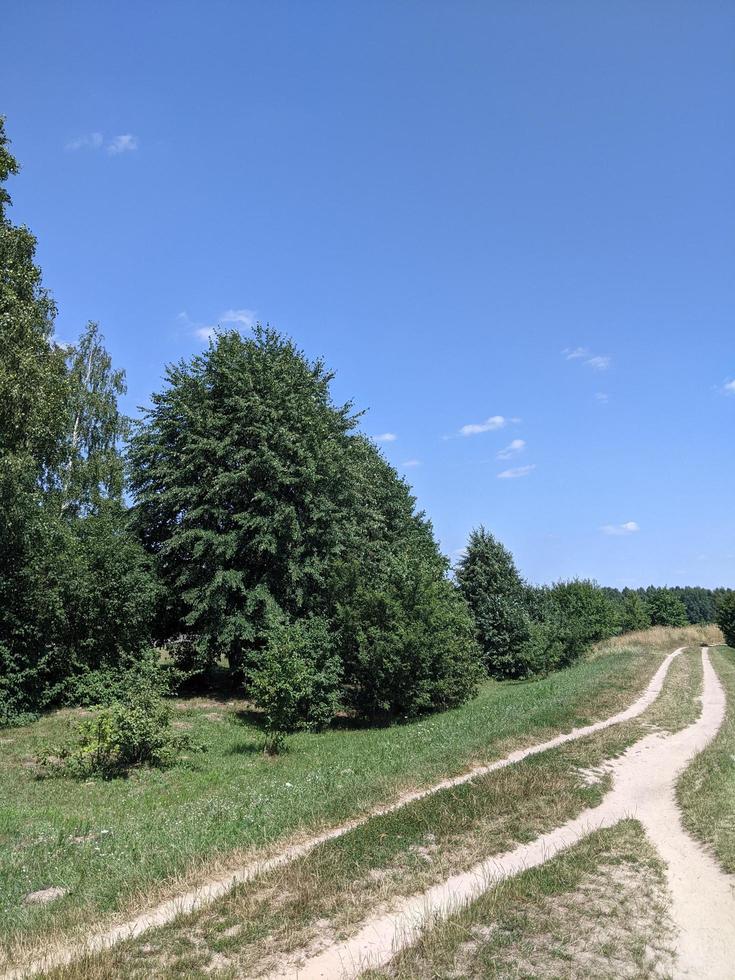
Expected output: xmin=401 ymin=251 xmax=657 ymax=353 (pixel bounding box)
xmin=2 ymin=1 xmax=733 ymax=588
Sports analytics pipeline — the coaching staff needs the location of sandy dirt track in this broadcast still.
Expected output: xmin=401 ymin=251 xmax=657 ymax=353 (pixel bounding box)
xmin=267 ymin=648 xmax=735 ymax=980
xmin=4 ymin=650 xmax=685 ymax=978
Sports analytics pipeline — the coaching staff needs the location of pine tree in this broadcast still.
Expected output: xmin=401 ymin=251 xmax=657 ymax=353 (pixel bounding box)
xmin=455 ymin=527 xmax=530 ymax=678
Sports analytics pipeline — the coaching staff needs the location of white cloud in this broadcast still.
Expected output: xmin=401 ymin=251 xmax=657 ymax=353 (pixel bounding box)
xmin=595 ymin=392 xmax=609 ymax=404
xmin=564 ymin=347 xmax=612 ymax=371
xmin=496 ymin=438 xmax=525 ymax=460
xmin=195 ymin=326 xmax=216 ymax=341
xmin=220 ymin=309 xmax=256 ymax=329
xmin=497 ymin=464 xmax=536 ymax=479
xmin=66 ymin=132 xmax=104 ymax=151
xmin=402 ymin=459 xmax=421 ymax=468
xmin=373 ymin=432 xmax=398 ymax=443
xmin=460 ymin=415 xmax=519 ymax=436
xmin=601 ymin=521 xmax=640 ymax=536
xmin=107 ymin=134 xmax=138 ymax=155
xmin=723 ymin=379 xmax=735 ymax=395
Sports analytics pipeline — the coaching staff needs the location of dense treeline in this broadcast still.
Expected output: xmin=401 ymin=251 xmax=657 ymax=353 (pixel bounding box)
xmin=1 ymin=117 xmax=732 ymax=748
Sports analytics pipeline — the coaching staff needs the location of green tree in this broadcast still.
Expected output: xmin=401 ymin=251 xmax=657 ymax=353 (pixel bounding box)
xmin=715 ymin=592 xmax=735 ymax=647
xmin=620 ymin=590 xmax=651 ymax=633
xmin=645 ymin=588 xmax=688 ymax=628
xmin=455 ymin=528 xmax=531 ymax=678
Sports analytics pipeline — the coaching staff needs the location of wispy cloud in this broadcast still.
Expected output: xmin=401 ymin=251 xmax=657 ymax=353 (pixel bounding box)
xmin=563 ymin=347 xmax=612 ymax=371
xmin=496 ymin=438 xmax=525 ymax=460
xmin=595 ymin=392 xmax=609 ymax=404
xmin=220 ymin=309 xmax=256 ymax=328
xmin=459 ymin=415 xmax=519 ymax=437
xmin=66 ymin=132 xmax=139 ymax=154
xmin=722 ymin=379 xmax=735 ymax=396
xmin=497 ymin=464 xmax=535 ymax=479
xmin=66 ymin=132 xmax=104 ymax=151
xmin=373 ymin=433 xmax=397 ymax=443
xmin=601 ymin=521 xmax=640 ymax=536
xmin=179 ymin=307 xmax=257 ymax=343
xmin=402 ymin=459 xmax=421 ymax=468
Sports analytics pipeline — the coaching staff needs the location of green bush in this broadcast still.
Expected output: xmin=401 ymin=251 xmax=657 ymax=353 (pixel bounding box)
xmin=249 ymin=616 xmax=342 ymax=753
xmin=40 ymin=683 xmax=191 ymax=778
xmin=716 ymin=591 xmax=735 ymax=648
xmin=646 ymin=588 xmax=689 ymax=628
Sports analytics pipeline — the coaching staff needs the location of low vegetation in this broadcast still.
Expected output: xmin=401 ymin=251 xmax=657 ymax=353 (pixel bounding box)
xmin=678 ymin=644 xmax=735 ymax=872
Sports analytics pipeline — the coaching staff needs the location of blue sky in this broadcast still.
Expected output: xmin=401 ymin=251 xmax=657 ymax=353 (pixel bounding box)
xmin=2 ymin=1 xmax=733 ymax=587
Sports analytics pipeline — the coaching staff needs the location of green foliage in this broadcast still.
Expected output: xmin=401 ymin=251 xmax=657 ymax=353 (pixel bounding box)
xmin=41 ymin=683 xmax=190 ymax=778
xmin=455 ymin=527 xmax=530 ymax=678
xmin=716 ymin=591 xmax=735 ymax=648
xmin=645 ymin=588 xmax=689 ymax=628
xmin=130 ymin=329 xmax=483 ymax=725
xmin=337 ymin=552 xmax=482 ymax=720
xmin=0 ymin=120 xmax=159 ymax=722
xmin=250 ymin=616 xmax=342 ymax=753
xmin=619 ymin=590 xmax=652 ymax=632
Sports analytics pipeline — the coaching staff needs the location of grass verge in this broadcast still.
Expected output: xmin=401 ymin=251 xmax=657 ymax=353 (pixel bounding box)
xmin=677 ymin=645 xmax=735 ymax=872
xmin=37 ymin=644 xmax=701 ymax=978
xmin=365 ymin=820 xmax=674 ymax=980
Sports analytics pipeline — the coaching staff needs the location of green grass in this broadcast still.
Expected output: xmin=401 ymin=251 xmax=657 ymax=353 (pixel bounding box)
xmin=678 ymin=645 xmax=735 ymax=872
xmin=366 ymin=820 xmax=674 ymax=980
xmin=0 ymin=631 xmax=694 ymax=965
xmin=39 ymin=645 xmax=701 ymax=979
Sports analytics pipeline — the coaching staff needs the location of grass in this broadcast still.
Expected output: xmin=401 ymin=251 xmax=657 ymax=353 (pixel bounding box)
xmin=36 ymin=641 xmax=703 ymax=978
xmin=366 ymin=820 xmax=674 ymax=980
xmin=678 ymin=644 xmax=735 ymax=872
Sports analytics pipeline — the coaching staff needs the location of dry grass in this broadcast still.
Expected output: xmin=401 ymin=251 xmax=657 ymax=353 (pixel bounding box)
xmin=593 ymin=623 xmax=721 ymax=659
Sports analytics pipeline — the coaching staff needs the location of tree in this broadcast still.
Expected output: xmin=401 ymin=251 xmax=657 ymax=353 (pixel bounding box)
xmin=60 ymin=321 xmax=128 ymax=516
xmin=0 ymin=119 xmax=157 ymax=722
xmin=455 ymin=528 xmax=531 ymax=678
xmin=129 ymin=327 xmax=358 ymax=676
xmin=716 ymin=592 xmax=735 ymax=648
xmin=545 ymin=579 xmax=618 ymax=666
xmin=620 ymin=590 xmax=651 ymax=633
xmin=130 ymin=328 xmax=483 ymax=722
xmin=646 ymin=588 xmax=688 ymax=628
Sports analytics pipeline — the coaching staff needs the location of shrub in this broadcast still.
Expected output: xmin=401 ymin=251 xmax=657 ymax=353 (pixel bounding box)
xmin=619 ymin=591 xmax=651 ymax=633
xmin=249 ymin=616 xmax=342 ymax=753
xmin=716 ymin=591 xmax=735 ymax=648
xmin=338 ymin=553 xmax=483 ymax=721
xmin=41 ymin=682 xmax=190 ymax=778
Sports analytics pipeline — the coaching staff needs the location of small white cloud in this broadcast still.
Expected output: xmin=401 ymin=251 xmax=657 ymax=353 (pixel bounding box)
xmin=564 ymin=347 xmax=612 ymax=371
xmin=66 ymin=132 xmax=104 ymax=151
xmin=402 ymin=459 xmax=421 ymax=468
xmin=373 ymin=432 xmax=398 ymax=443
xmin=497 ymin=464 xmax=536 ymax=479
xmin=195 ymin=326 xmax=216 ymax=341
xmin=564 ymin=346 xmax=589 ymax=360
xmin=107 ymin=134 xmax=138 ymax=155
xmin=595 ymin=392 xmax=609 ymax=404
xmin=220 ymin=309 xmax=256 ymax=329
xmin=497 ymin=438 xmax=526 ymax=460
xmin=722 ymin=379 xmax=735 ymax=395
xmin=601 ymin=521 xmax=640 ymax=536
xmin=460 ymin=415 xmax=519 ymax=436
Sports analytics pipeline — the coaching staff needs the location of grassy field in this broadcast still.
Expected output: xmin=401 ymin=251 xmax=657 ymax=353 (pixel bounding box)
xmin=678 ymin=644 xmax=735 ymax=872
xmin=35 ymin=640 xmax=705 ymax=978
xmin=0 ymin=626 xmax=714 ymax=968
